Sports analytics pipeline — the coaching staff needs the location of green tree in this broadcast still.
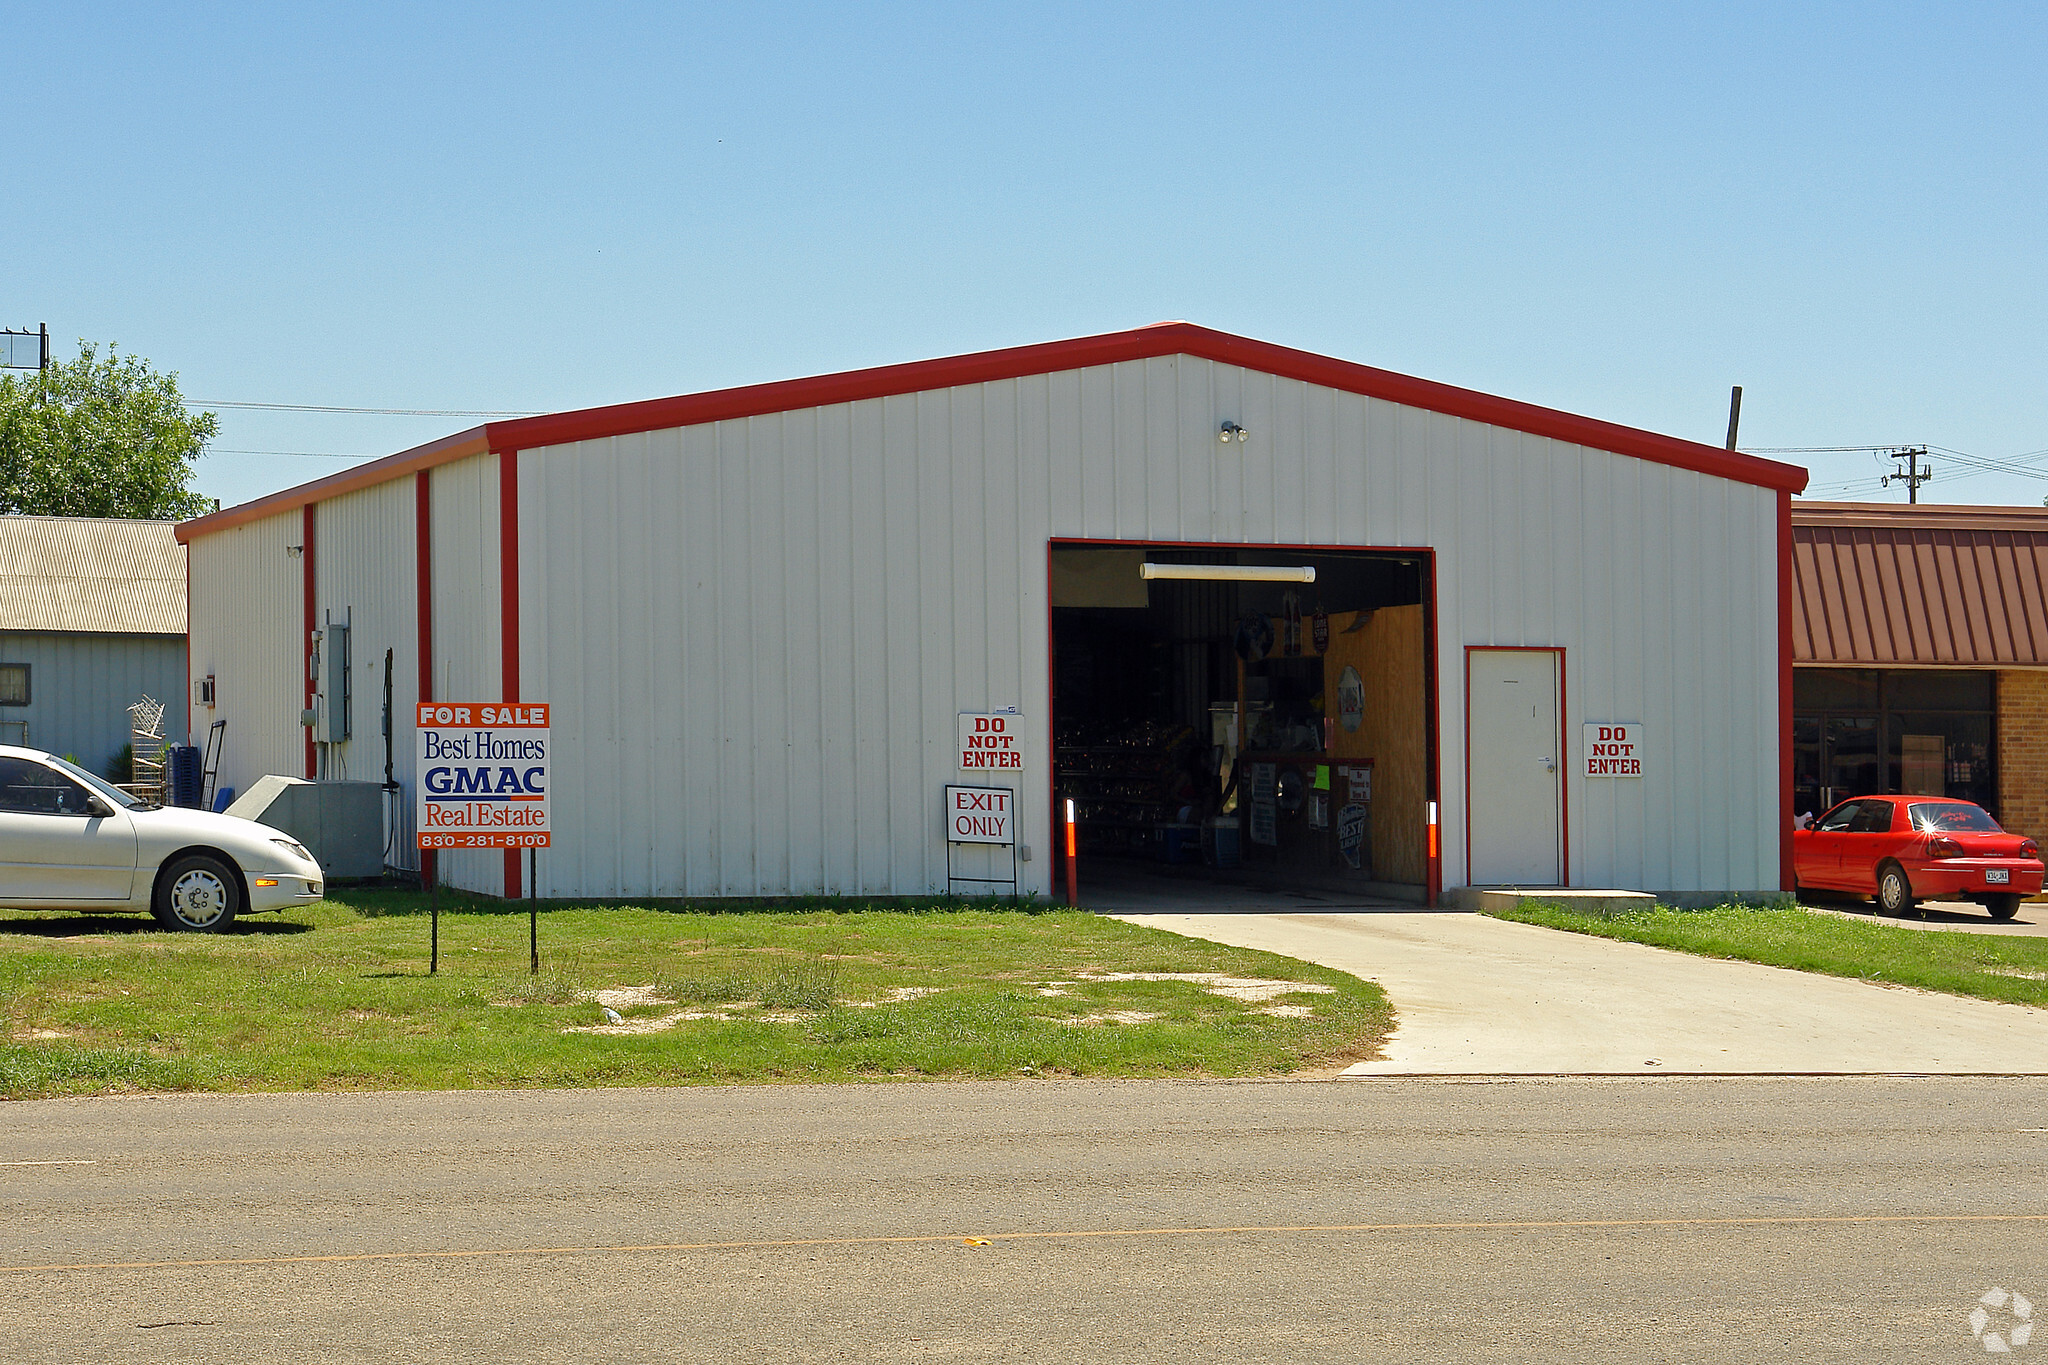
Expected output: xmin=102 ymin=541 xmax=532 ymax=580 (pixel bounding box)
xmin=0 ymin=342 xmax=218 ymax=519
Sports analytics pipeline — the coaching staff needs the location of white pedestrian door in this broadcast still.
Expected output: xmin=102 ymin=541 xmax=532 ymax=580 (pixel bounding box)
xmin=1468 ymin=649 xmax=1562 ymax=885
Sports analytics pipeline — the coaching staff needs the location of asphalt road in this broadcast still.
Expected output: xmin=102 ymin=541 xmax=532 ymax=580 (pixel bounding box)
xmin=6 ymin=1079 xmax=2046 ymax=1363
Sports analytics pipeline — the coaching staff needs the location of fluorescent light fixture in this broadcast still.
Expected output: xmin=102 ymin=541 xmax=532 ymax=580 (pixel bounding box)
xmin=1139 ymin=563 xmax=1316 ymax=583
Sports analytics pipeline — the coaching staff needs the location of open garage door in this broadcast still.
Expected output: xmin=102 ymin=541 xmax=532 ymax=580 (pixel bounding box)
xmin=1050 ymin=542 xmax=1437 ymax=902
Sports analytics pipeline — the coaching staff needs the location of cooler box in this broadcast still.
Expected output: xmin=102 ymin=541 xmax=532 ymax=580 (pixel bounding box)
xmin=1206 ymin=818 xmax=1241 ymax=869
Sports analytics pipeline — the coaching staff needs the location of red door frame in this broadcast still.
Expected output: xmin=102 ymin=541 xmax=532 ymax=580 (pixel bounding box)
xmin=301 ymin=505 xmax=317 ymax=780
xmin=1044 ymin=537 xmax=1442 ymax=904
xmin=1463 ymin=645 xmax=1569 ymax=888
xmin=415 ymin=471 xmax=436 ymax=890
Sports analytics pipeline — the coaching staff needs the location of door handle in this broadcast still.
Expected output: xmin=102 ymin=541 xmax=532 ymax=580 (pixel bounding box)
xmin=1539 ymin=757 xmax=1556 ymax=772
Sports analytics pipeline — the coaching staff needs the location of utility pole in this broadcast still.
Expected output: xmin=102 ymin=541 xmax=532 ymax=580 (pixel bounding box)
xmin=1724 ymin=386 xmax=1743 ymax=450
xmin=1881 ymin=447 xmax=1933 ymax=504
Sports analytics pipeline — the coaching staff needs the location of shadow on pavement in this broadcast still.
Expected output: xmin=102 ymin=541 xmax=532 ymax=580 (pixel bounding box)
xmin=1797 ymin=891 xmax=2046 ymax=935
xmin=1073 ymin=855 xmax=1458 ymax=916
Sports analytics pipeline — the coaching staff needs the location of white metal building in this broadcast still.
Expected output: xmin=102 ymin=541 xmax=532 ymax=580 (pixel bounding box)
xmin=0 ymin=515 xmax=187 ymax=776
xmin=177 ymin=324 xmax=1808 ymax=902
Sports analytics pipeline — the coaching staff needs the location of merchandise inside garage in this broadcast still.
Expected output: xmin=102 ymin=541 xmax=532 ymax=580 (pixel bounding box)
xmin=1050 ymin=544 xmax=1433 ymax=899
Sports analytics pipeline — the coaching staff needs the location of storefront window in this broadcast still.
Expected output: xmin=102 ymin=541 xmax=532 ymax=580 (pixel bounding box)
xmin=1888 ymin=711 xmax=1993 ymax=809
xmin=1792 ymin=669 xmax=1997 ymax=817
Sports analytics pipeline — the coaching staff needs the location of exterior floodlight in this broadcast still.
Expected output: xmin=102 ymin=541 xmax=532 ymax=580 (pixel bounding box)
xmin=1219 ymin=421 xmax=1247 ymax=443
xmin=1139 ymin=563 xmax=1315 ymax=583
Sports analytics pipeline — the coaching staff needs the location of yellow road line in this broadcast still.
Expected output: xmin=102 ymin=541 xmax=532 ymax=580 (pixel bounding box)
xmin=6 ymin=1212 xmax=2046 ymax=1275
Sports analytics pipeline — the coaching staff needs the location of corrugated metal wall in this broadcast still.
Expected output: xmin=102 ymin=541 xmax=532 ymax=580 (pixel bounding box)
xmin=0 ymin=630 xmax=186 ymax=776
xmin=185 ymin=355 xmax=1780 ymax=899
xmin=312 ymin=478 xmax=418 ymax=865
xmin=186 ymin=511 xmax=301 ymax=803
xmin=428 ymin=454 xmax=504 ymax=895
xmin=506 ymin=355 xmax=1779 ymax=899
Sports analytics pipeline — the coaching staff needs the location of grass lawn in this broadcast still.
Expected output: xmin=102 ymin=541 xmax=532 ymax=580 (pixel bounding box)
xmin=1487 ymin=899 xmax=2048 ymax=1008
xmin=0 ymin=889 xmax=1390 ymax=1100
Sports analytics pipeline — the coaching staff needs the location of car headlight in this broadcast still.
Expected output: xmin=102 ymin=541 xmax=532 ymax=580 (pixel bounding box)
xmin=271 ymin=837 xmax=314 ymax=864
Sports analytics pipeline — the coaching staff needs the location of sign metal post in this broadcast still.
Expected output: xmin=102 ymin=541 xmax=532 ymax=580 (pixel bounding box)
xmin=414 ymin=700 xmax=551 ymax=972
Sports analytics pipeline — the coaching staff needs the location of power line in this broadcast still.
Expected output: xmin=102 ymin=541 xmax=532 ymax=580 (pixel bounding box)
xmin=204 ymin=448 xmax=377 ymax=460
xmin=1927 ymin=445 xmax=2048 ymax=480
xmin=1750 ymin=442 xmax=2048 ymax=471
xmin=184 ymin=400 xmax=541 ymax=417
xmin=1746 ymin=444 xmax=1910 ymax=454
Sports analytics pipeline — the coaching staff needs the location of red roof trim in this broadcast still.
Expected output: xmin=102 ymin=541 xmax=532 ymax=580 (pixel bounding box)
xmin=180 ymin=322 xmax=1807 ymax=542
xmin=176 ymin=427 xmax=488 ymax=542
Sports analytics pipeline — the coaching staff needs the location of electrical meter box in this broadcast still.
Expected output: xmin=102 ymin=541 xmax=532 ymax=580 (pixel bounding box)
xmin=315 ymin=619 xmax=350 ymax=743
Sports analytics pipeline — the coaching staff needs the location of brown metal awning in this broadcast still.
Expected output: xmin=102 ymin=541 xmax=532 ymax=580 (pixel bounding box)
xmin=1792 ymin=503 xmax=2048 ymax=666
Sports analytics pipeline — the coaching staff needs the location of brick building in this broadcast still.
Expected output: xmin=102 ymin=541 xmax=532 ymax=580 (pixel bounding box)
xmin=1791 ymin=502 xmax=2048 ymax=840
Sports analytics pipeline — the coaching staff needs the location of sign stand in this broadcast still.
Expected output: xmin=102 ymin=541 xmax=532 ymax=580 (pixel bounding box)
xmin=945 ymin=838 xmax=1019 ymax=897
xmin=415 ymin=700 xmax=552 ymax=976
xmin=944 ymin=785 xmax=1018 ymax=897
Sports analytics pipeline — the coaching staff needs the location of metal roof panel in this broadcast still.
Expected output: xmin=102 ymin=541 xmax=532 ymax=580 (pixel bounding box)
xmin=0 ymin=516 xmax=185 ymax=635
xmin=1791 ymin=505 xmax=2048 ymax=666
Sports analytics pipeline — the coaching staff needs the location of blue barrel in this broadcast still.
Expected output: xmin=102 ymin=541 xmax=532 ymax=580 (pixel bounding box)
xmin=167 ymin=744 xmax=205 ymax=808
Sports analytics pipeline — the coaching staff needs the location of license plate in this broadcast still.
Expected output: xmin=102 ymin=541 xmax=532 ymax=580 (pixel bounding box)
xmin=1986 ymin=868 xmax=2011 ymax=884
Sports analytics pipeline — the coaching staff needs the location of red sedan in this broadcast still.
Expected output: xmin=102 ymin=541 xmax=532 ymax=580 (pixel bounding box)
xmin=1794 ymin=796 xmax=2043 ymax=919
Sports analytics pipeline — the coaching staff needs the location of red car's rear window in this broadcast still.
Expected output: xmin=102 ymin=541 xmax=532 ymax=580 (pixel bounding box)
xmin=1906 ymin=803 xmax=2002 ymax=833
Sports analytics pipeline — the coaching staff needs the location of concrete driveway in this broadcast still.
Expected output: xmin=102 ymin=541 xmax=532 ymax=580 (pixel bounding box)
xmin=1108 ymin=908 xmax=2048 ymax=1075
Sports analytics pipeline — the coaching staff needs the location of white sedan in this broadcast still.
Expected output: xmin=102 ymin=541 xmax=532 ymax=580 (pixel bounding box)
xmin=0 ymin=744 xmax=325 ymax=932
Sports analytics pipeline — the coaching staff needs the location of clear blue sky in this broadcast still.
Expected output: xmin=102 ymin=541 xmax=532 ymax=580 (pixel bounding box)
xmin=11 ymin=2 xmax=2046 ymax=510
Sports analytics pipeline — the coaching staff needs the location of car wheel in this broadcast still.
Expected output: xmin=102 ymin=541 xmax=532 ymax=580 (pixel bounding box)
xmin=1876 ymin=863 xmax=1917 ymax=918
xmin=1986 ymin=894 xmax=2022 ymax=921
xmin=153 ymin=854 xmax=241 ymax=933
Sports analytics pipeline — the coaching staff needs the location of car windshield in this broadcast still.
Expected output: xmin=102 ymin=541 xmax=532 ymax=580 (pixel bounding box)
xmin=1907 ymin=802 xmax=2001 ymax=833
xmin=46 ymin=754 xmax=142 ymax=809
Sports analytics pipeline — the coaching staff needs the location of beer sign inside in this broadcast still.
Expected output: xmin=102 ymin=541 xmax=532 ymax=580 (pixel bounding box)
xmin=958 ymin=711 xmax=1023 ymax=770
xmin=1584 ymin=723 xmax=1645 ymax=778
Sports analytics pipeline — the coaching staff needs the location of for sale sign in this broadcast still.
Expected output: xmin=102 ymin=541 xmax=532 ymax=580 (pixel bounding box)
xmin=957 ymin=711 xmax=1023 ymax=770
xmin=416 ymin=702 xmax=551 ymax=849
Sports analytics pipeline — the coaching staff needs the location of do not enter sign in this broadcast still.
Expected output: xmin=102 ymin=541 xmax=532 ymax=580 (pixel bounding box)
xmin=958 ymin=711 xmax=1023 ymax=770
